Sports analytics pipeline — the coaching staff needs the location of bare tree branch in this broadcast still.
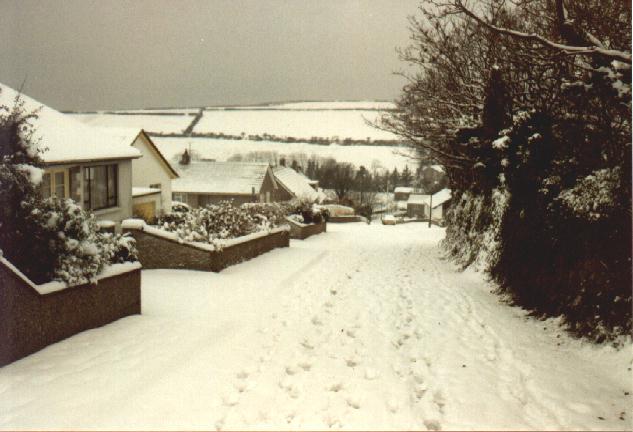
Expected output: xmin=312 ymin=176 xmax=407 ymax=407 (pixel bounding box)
xmin=452 ymin=0 xmax=632 ymax=64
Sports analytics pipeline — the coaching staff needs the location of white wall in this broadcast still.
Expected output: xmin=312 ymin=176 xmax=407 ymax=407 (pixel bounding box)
xmin=131 ymin=134 xmax=174 ymax=215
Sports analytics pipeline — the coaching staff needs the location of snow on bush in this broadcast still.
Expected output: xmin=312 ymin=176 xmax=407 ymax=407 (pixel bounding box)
xmin=159 ymin=201 xmax=292 ymax=245
xmin=289 ymin=197 xmax=327 ymax=223
xmin=475 ymin=187 xmax=510 ymax=271
xmin=556 ymin=167 xmax=622 ymax=221
xmin=22 ymin=197 xmax=138 ymax=285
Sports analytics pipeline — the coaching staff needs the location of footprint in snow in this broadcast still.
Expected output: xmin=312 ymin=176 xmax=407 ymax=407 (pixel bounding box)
xmin=280 ymin=376 xmax=300 ymax=398
xmin=364 ymin=367 xmax=378 ymax=380
xmin=233 ymin=379 xmax=252 ymax=393
xmin=311 ymin=315 xmax=323 ymax=326
xmin=297 ymin=359 xmax=312 ymax=371
xmin=327 ymin=381 xmax=344 ymax=392
xmin=300 ymin=338 xmax=315 ymax=350
xmin=346 ymin=395 xmax=361 ymax=409
xmin=387 ymin=397 xmax=399 ymax=413
xmin=222 ymin=392 xmax=239 ymax=407
xmin=236 ymin=369 xmax=250 ymax=380
xmin=285 ymin=365 xmax=299 ymax=376
xmin=423 ymin=419 xmax=442 ymax=431
xmin=214 ymin=416 xmax=225 ymax=431
xmin=346 ymin=357 xmax=359 ymax=368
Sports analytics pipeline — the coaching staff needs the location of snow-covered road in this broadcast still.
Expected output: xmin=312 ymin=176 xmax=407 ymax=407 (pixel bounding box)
xmin=0 ymin=223 xmax=630 ymax=430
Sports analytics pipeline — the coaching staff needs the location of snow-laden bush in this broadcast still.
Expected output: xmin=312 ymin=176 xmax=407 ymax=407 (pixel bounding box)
xmin=556 ymin=167 xmax=622 ymax=222
xmin=159 ymin=201 xmax=290 ymax=244
xmin=442 ymin=190 xmax=490 ymax=269
xmin=242 ymin=202 xmax=291 ymax=229
xmin=21 ymin=197 xmax=138 ymax=285
xmin=282 ymin=197 xmax=327 ymax=224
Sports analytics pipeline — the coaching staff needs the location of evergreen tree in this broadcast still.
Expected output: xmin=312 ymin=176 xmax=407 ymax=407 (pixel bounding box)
xmin=400 ymin=165 xmax=413 ymax=187
xmin=389 ymin=168 xmax=399 ymax=190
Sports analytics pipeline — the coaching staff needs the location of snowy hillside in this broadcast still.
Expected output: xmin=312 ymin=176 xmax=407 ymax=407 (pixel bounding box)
xmin=153 ymin=136 xmax=415 ymax=171
xmin=71 ymin=113 xmax=195 ymax=135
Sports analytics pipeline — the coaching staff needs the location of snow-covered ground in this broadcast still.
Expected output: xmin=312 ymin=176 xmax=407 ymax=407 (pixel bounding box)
xmin=194 ymin=109 xmax=396 ymax=140
xmin=70 ymin=113 xmax=195 ymax=134
xmin=0 ymin=223 xmax=630 ymax=430
xmin=153 ymin=136 xmax=416 ymax=171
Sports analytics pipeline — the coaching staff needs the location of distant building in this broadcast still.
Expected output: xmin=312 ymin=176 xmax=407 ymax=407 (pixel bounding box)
xmin=406 ymin=188 xmax=452 ymax=221
xmin=407 ymin=194 xmax=429 ymax=219
xmin=273 ymin=166 xmax=324 ymax=202
xmin=171 ymin=160 xmax=279 ymax=207
xmin=428 ymin=188 xmax=452 ymax=221
xmin=394 ymin=186 xmax=414 ymax=201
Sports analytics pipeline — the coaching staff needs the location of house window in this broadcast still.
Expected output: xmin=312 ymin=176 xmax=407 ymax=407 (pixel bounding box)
xmin=41 ymin=173 xmax=52 ymax=199
xmin=149 ymin=183 xmax=161 ymax=189
xmin=173 ymin=192 xmax=186 ymax=202
xmin=40 ymin=169 xmax=69 ymax=199
xmin=69 ymin=167 xmax=81 ymax=203
xmin=83 ymin=164 xmax=118 ymax=210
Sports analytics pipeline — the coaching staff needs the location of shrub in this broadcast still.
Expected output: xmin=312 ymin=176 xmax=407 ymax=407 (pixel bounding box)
xmin=159 ymin=201 xmax=291 ymax=244
xmin=20 ymin=197 xmax=138 ymax=285
xmin=286 ymin=197 xmax=326 ymax=224
xmin=241 ymin=202 xmax=291 ymax=228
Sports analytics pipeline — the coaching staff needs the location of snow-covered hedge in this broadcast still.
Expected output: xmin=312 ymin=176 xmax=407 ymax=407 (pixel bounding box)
xmin=555 ymin=167 xmax=622 ymax=222
xmin=18 ymin=197 xmax=138 ymax=285
xmin=289 ymin=197 xmax=328 ymax=224
xmin=158 ymin=201 xmax=291 ymax=245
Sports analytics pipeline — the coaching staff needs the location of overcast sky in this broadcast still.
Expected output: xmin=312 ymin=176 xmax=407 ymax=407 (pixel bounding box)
xmin=0 ymin=0 xmax=420 ymax=111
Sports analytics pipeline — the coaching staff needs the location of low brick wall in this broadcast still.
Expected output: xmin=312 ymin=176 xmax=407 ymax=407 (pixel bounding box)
xmin=328 ymin=215 xmax=362 ymax=223
xmin=287 ymin=220 xmax=327 ymax=240
xmin=125 ymin=227 xmax=290 ymax=272
xmin=0 ymin=261 xmax=141 ymax=367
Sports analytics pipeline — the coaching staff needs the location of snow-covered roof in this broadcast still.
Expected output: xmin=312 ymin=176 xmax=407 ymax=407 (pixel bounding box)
xmin=132 ymin=187 xmax=161 ymax=197
xmin=172 ymin=161 xmax=272 ymax=195
xmin=431 ymin=188 xmax=452 ymax=208
xmin=0 ymin=83 xmax=141 ymax=164
xmin=394 ymin=187 xmax=414 ymax=194
xmin=273 ymin=166 xmax=320 ymax=202
xmin=407 ymin=194 xmax=430 ymax=205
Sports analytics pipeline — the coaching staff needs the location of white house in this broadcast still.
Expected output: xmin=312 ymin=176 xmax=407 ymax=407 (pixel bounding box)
xmin=103 ymin=128 xmax=179 ymax=220
xmin=0 ymin=83 xmax=141 ymax=225
xmin=406 ymin=188 xmax=451 ymax=220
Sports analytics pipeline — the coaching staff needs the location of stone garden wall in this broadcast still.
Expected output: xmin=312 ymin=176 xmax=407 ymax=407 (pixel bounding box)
xmin=124 ymin=225 xmax=290 ymax=272
xmin=0 ymin=259 xmax=141 ymax=367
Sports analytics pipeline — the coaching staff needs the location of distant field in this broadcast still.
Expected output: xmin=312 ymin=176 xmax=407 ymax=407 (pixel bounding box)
xmin=70 ymin=101 xmax=412 ymax=169
xmin=233 ymin=101 xmax=396 ymax=110
xmin=70 ymin=113 xmax=195 ymax=134
xmin=153 ymin=136 xmax=416 ymax=171
xmin=194 ymin=109 xmax=395 ymax=140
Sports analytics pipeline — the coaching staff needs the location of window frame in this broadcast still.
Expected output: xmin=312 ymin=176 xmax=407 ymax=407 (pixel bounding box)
xmin=41 ymin=169 xmax=69 ymax=199
xmin=83 ymin=164 xmax=118 ymax=211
